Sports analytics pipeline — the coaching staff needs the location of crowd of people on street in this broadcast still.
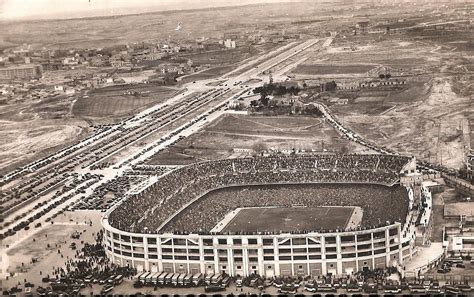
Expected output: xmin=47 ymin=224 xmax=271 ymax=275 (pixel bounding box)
xmin=41 ymin=230 xmax=136 ymax=294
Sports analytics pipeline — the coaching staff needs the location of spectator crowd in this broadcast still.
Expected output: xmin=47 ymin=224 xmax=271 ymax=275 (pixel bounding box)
xmin=108 ymin=154 xmax=411 ymax=234
xmin=164 ymin=183 xmax=409 ymax=233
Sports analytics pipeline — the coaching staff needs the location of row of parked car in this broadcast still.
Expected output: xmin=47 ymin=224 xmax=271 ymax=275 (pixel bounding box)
xmin=133 ymin=271 xmax=231 ymax=292
xmin=230 ymin=272 xmax=472 ymax=295
xmin=437 ymin=256 xmax=471 ymax=273
xmin=297 ymin=278 xmax=471 ymax=295
xmin=34 ymin=273 xmax=126 ymax=295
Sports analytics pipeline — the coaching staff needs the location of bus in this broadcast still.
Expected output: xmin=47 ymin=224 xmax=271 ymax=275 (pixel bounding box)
xmin=153 ymin=272 xmax=165 ymax=285
xmin=158 ymin=273 xmax=168 ymax=286
xmin=211 ymin=273 xmax=223 ymax=284
xmin=183 ymin=274 xmax=193 ymax=287
xmin=205 ymin=274 xmax=214 ymax=285
xmin=171 ymin=274 xmax=180 ymax=286
xmin=145 ymin=273 xmax=155 ymax=286
xmin=220 ymin=276 xmax=231 ymax=288
xmin=114 ymin=275 xmax=123 ymax=285
xmin=178 ymin=274 xmax=186 ymax=287
xmin=192 ymin=273 xmax=204 ymax=286
xmin=445 ymin=286 xmax=460 ymax=294
xmin=139 ymin=272 xmax=150 ymax=284
xmin=164 ymin=273 xmax=174 ymax=286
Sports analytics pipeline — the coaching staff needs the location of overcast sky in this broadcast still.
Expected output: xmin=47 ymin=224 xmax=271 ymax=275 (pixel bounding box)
xmin=0 ymin=0 xmax=294 ymax=20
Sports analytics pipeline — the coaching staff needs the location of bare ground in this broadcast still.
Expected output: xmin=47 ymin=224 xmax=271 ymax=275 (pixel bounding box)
xmin=337 ymin=80 xmax=471 ymax=169
xmin=146 ymin=114 xmax=369 ymax=165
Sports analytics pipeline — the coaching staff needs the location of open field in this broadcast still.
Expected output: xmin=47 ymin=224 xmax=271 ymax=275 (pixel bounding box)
xmin=179 ymin=47 xmax=258 ymax=66
xmin=0 ymin=87 xmax=91 ymax=173
xmin=222 ymin=206 xmax=355 ymax=233
xmin=291 ymin=37 xmax=440 ymax=81
xmin=73 ymin=85 xmax=178 ymax=118
xmin=180 ymin=65 xmax=235 ymax=84
xmin=0 ymin=120 xmax=88 ymax=173
xmin=303 ymin=29 xmax=473 ymax=170
xmin=0 ymin=83 xmax=179 ymax=173
xmin=0 ymin=3 xmax=331 ymax=50
xmin=334 ymin=80 xmax=470 ymax=170
xmin=146 ymin=114 xmax=369 ymax=165
xmin=329 ymin=103 xmax=394 ymax=116
xmin=444 ymin=202 xmax=474 ymax=217
xmin=293 ymin=64 xmax=376 ymax=75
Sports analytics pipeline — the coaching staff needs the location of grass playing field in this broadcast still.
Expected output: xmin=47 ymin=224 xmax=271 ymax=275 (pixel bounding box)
xmin=73 ymin=85 xmax=177 ymax=119
xmin=180 ymin=65 xmax=235 ymax=84
xmin=221 ymin=206 xmax=355 ymax=233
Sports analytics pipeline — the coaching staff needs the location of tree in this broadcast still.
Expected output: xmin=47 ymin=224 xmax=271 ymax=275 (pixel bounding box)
xmin=293 ymin=105 xmax=301 ymax=114
xmin=325 ymin=81 xmax=337 ymax=92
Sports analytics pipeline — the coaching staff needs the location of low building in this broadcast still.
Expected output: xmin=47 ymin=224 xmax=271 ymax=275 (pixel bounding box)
xmin=110 ymin=54 xmax=132 ymax=68
xmin=337 ymin=81 xmax=359 ymax=90
xmin=223 ymin=39 xmax=236 ymax=49
xmin=54 ymin=85 xmax=64 ymax=92
xmin=356 ymin=21 xmax=369 ymax=35
xmin=0 ymin=64 xmax=43 ymax=80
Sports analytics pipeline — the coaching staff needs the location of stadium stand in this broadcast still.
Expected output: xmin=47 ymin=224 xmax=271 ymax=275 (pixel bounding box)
xmin=108 ymin=154 xmax=411 ymax=234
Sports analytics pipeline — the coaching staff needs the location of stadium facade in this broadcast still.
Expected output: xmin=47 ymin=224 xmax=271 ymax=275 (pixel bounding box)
xmin=102 ymin=154 xmax=423 ymax=277
xmin=102 ymin=220 xmax=416 ymax=277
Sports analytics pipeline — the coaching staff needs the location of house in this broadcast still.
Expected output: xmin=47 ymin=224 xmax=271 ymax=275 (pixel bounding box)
xmin=54 ymin=85 xmax=64 ymax=92
xmin=89 ymin=55 xmax=109 ymax=67
xmin=62 ymin=57 xmax=78 ymax=66
xmin=359 ymin=80 xmax=380 ymax=88
xmin=356 ymin=20 xmax=369 ymax=35
xmin=110 ymin=54 xmax=131 ymax=68
xmin=223 ymin=39 xmax=236 ymax=48
xmin=157 ymin=63 xmax=183 ymax=74
xmin=0 ymin=64 xmax=43 ymax=80
xmin=337 ymin=81 xmax=359 ymax=90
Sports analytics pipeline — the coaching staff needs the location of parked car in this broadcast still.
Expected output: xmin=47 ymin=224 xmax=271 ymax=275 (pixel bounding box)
xmin=279 ymin=283 xmax=297 ymax=294
xmin=204 ymin=284 xmax=225 ymax=293
xmin=101 ymin=284 xmax=114 ymax=294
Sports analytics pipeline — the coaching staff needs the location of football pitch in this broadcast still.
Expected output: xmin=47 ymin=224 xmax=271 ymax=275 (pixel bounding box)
xmin=221 ymin=206 xmax=355 ymax=233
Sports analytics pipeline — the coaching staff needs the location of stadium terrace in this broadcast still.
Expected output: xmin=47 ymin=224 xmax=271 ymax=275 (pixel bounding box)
xmin=101 ymin=154 xmax=426 ymax=277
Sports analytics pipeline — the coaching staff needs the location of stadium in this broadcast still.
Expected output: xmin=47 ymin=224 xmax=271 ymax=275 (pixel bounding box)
xmin=102 ymin=154 xmax=420 ymax=277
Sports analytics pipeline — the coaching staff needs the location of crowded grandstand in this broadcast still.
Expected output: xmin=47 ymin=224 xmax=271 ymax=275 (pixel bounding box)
xmin=108 ymin=154 xmax=412 ymax=234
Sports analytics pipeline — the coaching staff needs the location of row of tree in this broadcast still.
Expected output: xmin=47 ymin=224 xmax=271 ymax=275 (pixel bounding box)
xmin=253 ymin=83 xmax=301 ymax=106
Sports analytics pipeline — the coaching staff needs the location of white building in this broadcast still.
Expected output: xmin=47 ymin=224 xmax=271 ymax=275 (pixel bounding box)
xmin=224 ymin=39 xmax=236 ymax=49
